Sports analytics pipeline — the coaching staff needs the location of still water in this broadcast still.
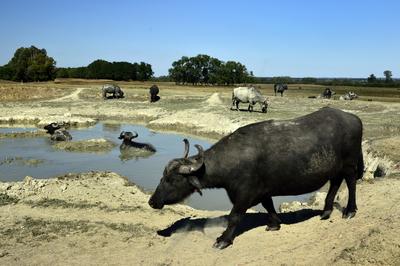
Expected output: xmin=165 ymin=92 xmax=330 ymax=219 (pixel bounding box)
xmin=0 ymin=123 xmax=311 ymax=211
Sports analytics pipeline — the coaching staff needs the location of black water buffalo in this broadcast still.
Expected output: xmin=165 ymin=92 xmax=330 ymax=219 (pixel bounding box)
xmin=44 ymin=122 xmax=62 ymax=135
xmin=149 ymin=107 xmax=364 ymax=249
xmin=44 ymin=122 xmax=72 ymax=141
xmin=102 ymin=84 xmax=124 ymax=99
xmin=274 ymin=83 xmax=288 ymax=96
xmin=320 ymin=88 xmax=335 ymax=99
xmin=50 ymin=129 xmax=72 ymax=141
xmin=118 ymin=131 xmax=156 ymax=152
xmin=231 ymin=86 xmax=268 ymax=113
xmin=149 ymin=85 xmax=160 ymax=102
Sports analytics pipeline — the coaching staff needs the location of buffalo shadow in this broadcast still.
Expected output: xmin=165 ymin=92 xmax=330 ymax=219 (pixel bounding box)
xmin=157 ymin=209 xmax=321 ymax=238
xmin=229 ymin=107 xmax=266 ymax=114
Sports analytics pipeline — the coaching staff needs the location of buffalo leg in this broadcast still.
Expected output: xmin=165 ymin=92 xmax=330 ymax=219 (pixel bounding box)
xmin=321 ymin=177 xmax=342 ymax=219
xmin=262 ymin=196 xmax=281 ymax=231
xmin=213 ymin=205 xmax=246 ymax=249
xmin=231 ymin=99 xmax=236 ymax=110
xmin=235 ymin=101 xmax=240 ymax=111
xmin=343 ymin=175 xmax=357 ymax=219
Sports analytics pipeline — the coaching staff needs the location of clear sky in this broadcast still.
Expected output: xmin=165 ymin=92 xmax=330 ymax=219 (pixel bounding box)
xmin=0 ymin=0 xmax=399 ymax=78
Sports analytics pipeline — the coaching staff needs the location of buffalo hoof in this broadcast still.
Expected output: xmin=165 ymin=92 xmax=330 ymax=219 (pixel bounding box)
xmin=320 ymin=210 xmax=332 ymax=220
xmin=342 ymin=210 xmax=356 ymax=219
xmin=266 ymin=224 xmax=280 ymax=231
xmin=213 ymin=239 xmax=232 ymax=249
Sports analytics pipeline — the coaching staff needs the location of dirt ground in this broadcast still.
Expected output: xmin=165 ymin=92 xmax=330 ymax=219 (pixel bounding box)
xmin=0 ymin=81 xmax=400 ymax=265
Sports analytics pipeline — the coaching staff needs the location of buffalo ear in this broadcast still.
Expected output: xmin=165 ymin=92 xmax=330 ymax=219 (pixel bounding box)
xmin=188 ymin=176 xmax=202 ymax=196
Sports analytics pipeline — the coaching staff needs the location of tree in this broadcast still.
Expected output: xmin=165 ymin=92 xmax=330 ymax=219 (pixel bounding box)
xmin=168 ymin=54 xmax=252 ymax=85
xmin=0 ymin=46 xmax=56 ymax=81
xmin=383 ymin=70 xmax=392 ymax=83
xmin=367 ymin=74 xmax=377 ymax=83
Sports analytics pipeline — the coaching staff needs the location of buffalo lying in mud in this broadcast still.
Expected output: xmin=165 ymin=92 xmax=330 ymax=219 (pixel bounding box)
xmin=149 ymin=107 xmax=364 ymax=249
xmin=149 ymin=85 xmax=160 ymax=102
xmin=118 ymin=131 xmax=156 ymax=152
xmin=44 ymin=122 xmax=72 ymax=141
xmin=102 ymin=84 xmax=124 ymax=99
xmin=231 ymin=86 xmax=268 ymax=113
xmin=340 ymin=91 xmax=358 ymax=101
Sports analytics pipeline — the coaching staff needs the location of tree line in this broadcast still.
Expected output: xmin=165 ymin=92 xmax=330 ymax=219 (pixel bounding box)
xmin=254 ymin=70 xmax=400 ymax=88
xmin=0 ymin=45 xmax=398 ymax=87
xmin=0 ymin=46 xmax=153 ymax=82
xmin=56 ymin=60 xmax=153 ymax=81
xmin=168 ymin=54 xmax=254 ymax=85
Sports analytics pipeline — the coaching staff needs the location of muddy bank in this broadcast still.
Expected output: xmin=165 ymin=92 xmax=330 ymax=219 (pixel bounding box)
xmin=0 ymin=171 xmax=399 ymax=265
xmin=52 ymin=138 xmax=117 ymax=153
xmin=0 ymin=129 xmax=48 ymax=139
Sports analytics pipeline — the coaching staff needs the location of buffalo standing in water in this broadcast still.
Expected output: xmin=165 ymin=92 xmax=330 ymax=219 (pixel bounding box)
xmin=149 ymin=107 xmax=364 ymax=249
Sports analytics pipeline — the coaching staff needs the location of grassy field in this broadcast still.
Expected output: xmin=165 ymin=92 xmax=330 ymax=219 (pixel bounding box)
xmin=2 ymin=78 xmax=399 ymax=103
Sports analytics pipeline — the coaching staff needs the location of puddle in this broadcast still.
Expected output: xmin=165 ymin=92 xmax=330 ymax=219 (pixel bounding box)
xmin=0 ymin=123 xmax=311 ymax=211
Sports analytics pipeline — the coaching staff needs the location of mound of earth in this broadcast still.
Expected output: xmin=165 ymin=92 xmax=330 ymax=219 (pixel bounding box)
xmin=205 ymin=92 xmax=224 ymax=106
xmin=52 ymin=138 xmax=117 ymax=153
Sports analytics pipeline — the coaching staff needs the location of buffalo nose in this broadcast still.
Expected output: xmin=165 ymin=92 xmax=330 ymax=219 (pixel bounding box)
xmin=148 ymin=198 xmax=155 ymax=208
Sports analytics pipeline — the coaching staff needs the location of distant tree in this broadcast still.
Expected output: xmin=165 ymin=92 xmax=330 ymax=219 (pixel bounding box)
xmin=383 ymin=70 xmax=393 ymax=83
xmin=301 ymin=77 xmax=317 ymax=84
xmin=137 ymin=62 xmax=154 ymax=81
xmin=367 ymin=74 xmax=377 ymax=83
xmin=56 ymin=68 xmax=70 ymax=78
xmin=60 ymin=60 xmax=152 ymax=81
xmin=168 ymin=54 xmax=252 ymax=85
xmin=271 ymin=76 xmax=293 ymax=84
xmin=0 ymin=46 xmax=56 ymax=81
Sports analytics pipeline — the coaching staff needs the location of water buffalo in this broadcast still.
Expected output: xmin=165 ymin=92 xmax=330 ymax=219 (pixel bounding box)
xmin=44 ymin=122 xmax=72 ymax=141
xmin=50 ymin=129 xmax=72 ymax=141
xmin=316 ymin=88 xmax=336 ymax=99
xmin=274 ymin=83 xmax=288 ymax=96
xmin=320 ymin=88 xmax=335 ymax=99
xmin=118 ymin=131 xmax=156 ymax=152
xmin=149 ymin=107 xmax=364 ymax=249
xmin=149 ymin=85 xmax=160 ymax=102
xmin=231 ymin=86 xmax=268 ymax=113
xmin=340 ymin=91 xmax=358 ymax=100
xmin=102 ymin=84 xmax=124 ymax=99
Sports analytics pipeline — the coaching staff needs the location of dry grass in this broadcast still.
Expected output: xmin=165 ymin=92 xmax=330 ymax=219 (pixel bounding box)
xmin=2 ymin=79 xmax=399 ymax=102
xmin=0 ymin=86 xmax=74 ymax=101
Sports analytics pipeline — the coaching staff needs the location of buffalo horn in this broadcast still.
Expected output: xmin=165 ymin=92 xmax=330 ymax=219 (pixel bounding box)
xmin=182 ymin=139 xmax=189 ymax=158
xmin=131 ymin=131 xmax=139 ymax=139
xmin=178 ymin=144 xmax=204 ymax=174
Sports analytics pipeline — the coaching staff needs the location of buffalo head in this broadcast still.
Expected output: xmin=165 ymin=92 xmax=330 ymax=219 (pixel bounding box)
xmin=148 ymin=139 xmax=204 ymax=209
xmin=118 ymin=131 xmax=138 ymax=141
xmin=44 ymin=122 xmax=61 ymax=135
xmin=261 ymin=100 xmax=268 ymax=113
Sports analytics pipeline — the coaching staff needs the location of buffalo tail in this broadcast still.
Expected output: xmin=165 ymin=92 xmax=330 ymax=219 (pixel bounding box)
xmin=357 ymin=149 xmax=364 ymax=180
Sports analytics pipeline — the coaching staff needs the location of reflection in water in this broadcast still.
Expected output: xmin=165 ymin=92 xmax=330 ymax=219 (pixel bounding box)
xmin=118 ymin=147 xmax=155 ymax=161
xmin=102 ymin=123 xmax=121 ymax=133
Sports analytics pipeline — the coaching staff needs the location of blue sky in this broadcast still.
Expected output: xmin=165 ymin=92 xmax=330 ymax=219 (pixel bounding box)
xmin=0 ymin=0 xmax=399 ymax=77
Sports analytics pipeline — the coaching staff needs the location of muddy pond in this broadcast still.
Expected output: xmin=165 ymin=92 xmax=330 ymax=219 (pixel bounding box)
xmin=0 ymin=123 xmax=311 ymax=211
